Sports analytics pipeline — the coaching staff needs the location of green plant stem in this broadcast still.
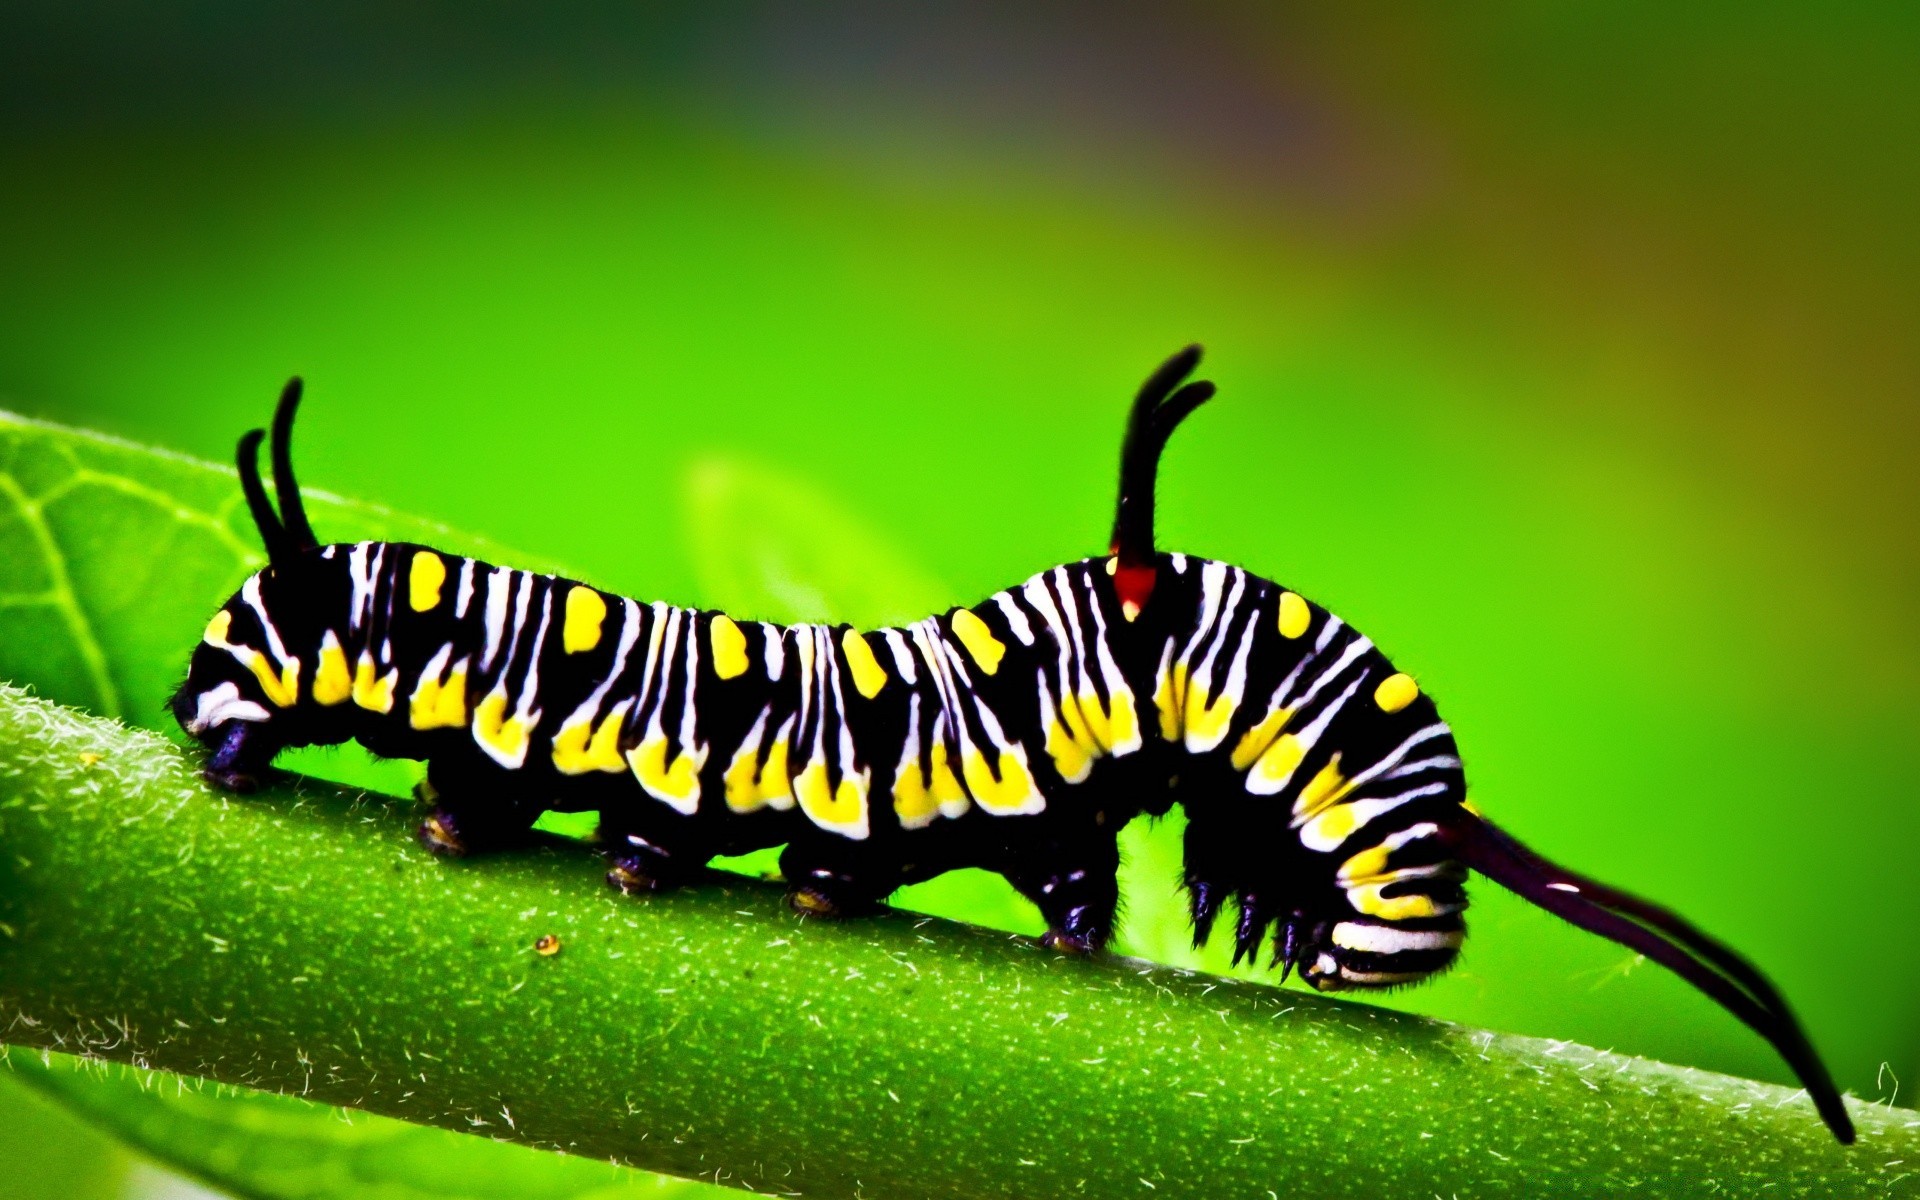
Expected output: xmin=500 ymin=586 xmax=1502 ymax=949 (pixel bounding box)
xmin=0 ymin=687 xmax=1911 ymax=1199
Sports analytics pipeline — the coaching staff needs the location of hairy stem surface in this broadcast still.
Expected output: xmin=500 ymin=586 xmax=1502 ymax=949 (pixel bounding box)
xmin=0 ymin=687 xmax=1909 ymax=1198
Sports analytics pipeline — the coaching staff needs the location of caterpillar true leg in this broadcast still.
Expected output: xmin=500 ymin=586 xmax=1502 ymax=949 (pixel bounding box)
xmin=202 ymin=720 xmax=282 ymax=794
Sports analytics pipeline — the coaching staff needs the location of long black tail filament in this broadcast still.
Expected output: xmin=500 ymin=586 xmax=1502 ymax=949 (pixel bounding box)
xmin=1457 ymin=816 xmax=1855 ymax=1142
xmin=236 ymin=376 xmax=318 ymax=569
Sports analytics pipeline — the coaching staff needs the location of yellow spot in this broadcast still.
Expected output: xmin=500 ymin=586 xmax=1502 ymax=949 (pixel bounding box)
xmin=1182 ymin=681 xmax=1238 ymax=751
xmin=204 ymin=609 xmax=300 ymax=707
xmin=1230 ymin=707 xmax=1293 ymax=771
xmin=709 ymin=614 xmax=749 ymax=679
xmin=551 ymin=708 xmax=626 ymax=775
xmin=409 ymin=551 xmax=446 ymax=613
xmin=1079 ymin=689 xmax=1127 ymax=751
xmin=1277 ymin=591 xmax=1311 ymax=639
xmin=950 ymin=609 xmax=1006 ymax=675
xmin=797 ymin=759 xmax=867 ymax=833
xmin=551 ymin=717 xmax=592 ymax=771
xmin=1045 ymin=719 xmax=1093 ymax=784
xmin=563 ymin=586 xmax=607 ymax=654
xmin=249 ymin=654 xmax=301 ymax=708
xmin=436 ymin=660 xmax=469 ymax=727
xmin=1058 ymin=692 xmax=1099 ymax=757
xmin=1338 ymin=843 xmax=1392 ymax=888
xmin=1250 ymin=733 xmax=1306 ymax=788
xmin=1292 ymin=756 xmax=1349 ymax=820
xmin=1303 ymin=803 xmax=1360 ymax=849
xmin=842 ymin=629 xmax=888 ymax=699
xmin=409 ymin=657 xmax=470 ymax=730
xmin=628 ymin=735 xmax=703 ymax=812
xmin=724 ymin=739 xmax=767 ymax=812
xmin=1154 ymin=663 xmax=1189 ymax=743
xmin=929 ymin=742 xmax=968 ymax=813
xmin=719 ymin=718 xmax=789 ymax=813
xmin=893 ymin=752 xmax=940 ymax=826
xmin=1374 ymin=672 xmax=1419 ymax=714
xmin=313 ymin=633 xmax=351 ymax=706
xmin=758 ymin=735 xmax=794 ymax=808
xmin=961 ymin=747 xmax=1043 ymax=815
xmin=351 ymin=652 xmax=396 ymax=714
xmin=473 ymin=690 xmax=532 ymax=765
xmin=1347 ymin=884 xmax=1441 ymax=920
xmin=534 ymin=934 xmax=561 ymax=957
xmin=1461 ymin=795 xmax=1484 ymax=818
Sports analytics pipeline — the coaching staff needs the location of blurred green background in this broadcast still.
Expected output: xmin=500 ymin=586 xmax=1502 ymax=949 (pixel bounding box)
xmin=2 ymin=2 xmax=1916 ymax=1193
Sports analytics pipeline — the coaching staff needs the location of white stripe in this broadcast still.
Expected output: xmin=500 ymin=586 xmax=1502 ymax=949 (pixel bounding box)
xmin=240 ymin=575 xmax=294 ymax=668
xmin=513 ymin=588 xmax=553 ymax=726
xmin=1054 ymin=567 xmax=1094 ymax=699
xmin=347 ymin=543 xmax=375 ymax=631
xmin=993 ymin=591 xmax=1035 ymax=646
xmin=1340 ymin=724 xmax=1454 ymax=797
xmin=1248 ymin=673 xmax=1366 ymax=797
xmin=760 ymin=622 xmax=785 ymax=681
xmin=1384 ymin=754 xmax=1462 ymax=781
xmin=1021 ymin=573 xmax=1078 ymax=718
xmin=190 ymin=682 xmax=270 ymax=732
xmin=825 ymin=636 xmax=870 ymax=839
xmin=1299 ymin=781 xmax=1451 ymax=851
xmin=564 ymin=598 xmax=644 ymax=729
xmin=1332 ymin=921 xmax=1462 ymax=955
xmin=480 ymin=568 xmax=512 ymax=671
xmin=896 ymin=693 xmax=938 ymax=828
xmin=678 ymin=606 xmax=703 ymax=757
xmin=1336 ymin=967 xmax=1430 ymax=986
xmin=1081 ymin=571 xmax=1141 ymax=757
xmin=882 ymin=628 xmax=919 ymax=685
xmin=794 ymin=622 xmax=817 ymax=743
xmin=1382 ymin=821 xmax=1441 ymax=853
xmin=1176 ymin=560 xmax=1229 ymax=680
xmin=1294 ymin=636 xmax=1374 ymax=713
xmin=454 ymin=558 xmax=477 ymax=619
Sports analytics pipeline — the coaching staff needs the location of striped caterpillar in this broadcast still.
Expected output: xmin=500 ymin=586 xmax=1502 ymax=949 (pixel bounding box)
xmin=173 ymin=348 xmax=1853 ymax=1141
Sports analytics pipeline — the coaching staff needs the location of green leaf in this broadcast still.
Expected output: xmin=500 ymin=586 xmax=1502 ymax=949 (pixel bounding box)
xmin=0 ymin=1067 xmax=132 ymax=1200
xmin=6 ymin=1052 xmax=702 ymax=1200
xmin=0 ymin=684 xmax=1909 ymax=1199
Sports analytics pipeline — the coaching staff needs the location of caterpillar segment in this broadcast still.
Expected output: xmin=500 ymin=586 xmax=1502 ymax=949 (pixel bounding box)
xmin=172 ymin=348 xmax=1855 ymax=1143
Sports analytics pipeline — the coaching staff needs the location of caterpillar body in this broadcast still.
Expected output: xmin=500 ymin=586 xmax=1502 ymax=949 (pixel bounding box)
xmin=173 ymin=348 xmax=1854 ymax=1142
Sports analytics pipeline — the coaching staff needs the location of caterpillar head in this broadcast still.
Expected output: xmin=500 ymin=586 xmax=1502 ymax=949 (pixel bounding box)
xmin=172 ymin=561 xmax=331 ymax=788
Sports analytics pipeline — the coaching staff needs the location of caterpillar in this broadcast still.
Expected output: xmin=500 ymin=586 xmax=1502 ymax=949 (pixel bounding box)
xmin=172 ymin=348 xmax=1854 ymax=1142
